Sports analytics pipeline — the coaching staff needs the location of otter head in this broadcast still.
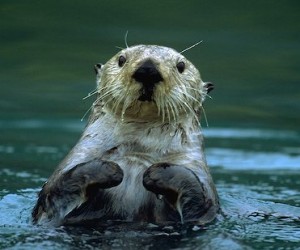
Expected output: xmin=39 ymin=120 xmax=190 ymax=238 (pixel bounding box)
xmin=95 ymin=45 xmax=213 ymax=123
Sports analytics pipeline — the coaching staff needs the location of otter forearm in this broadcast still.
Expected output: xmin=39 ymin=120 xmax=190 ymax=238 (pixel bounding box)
xmin=32 ymin=159 xmax=123 ymax=226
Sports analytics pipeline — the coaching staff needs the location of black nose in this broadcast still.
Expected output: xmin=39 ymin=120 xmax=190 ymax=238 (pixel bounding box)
xmin=132 ymin=60 xmax=163 ymax=102
xmin=132 ymin=60 xmax=163 ymax=85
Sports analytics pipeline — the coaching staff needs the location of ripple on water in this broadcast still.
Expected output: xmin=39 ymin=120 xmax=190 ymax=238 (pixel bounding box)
xmin=0 ymin=182 xmax=300 ymax=249
xmin=203 ymin=128 xmax=300 ymax=140
xmin=203 ymin=127 xmax=300 ymax=170
xmin=207 ymin=148 xmax=300 ymax=170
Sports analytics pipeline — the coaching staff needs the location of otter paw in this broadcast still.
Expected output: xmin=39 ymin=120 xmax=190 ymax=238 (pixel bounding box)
xmin=32 ymin=159 xmax=123 ymax=225
xmin=64 ymin=158 xmax=124 ymax=193
xmin=143 ymin=163 xmax=210 ymax=223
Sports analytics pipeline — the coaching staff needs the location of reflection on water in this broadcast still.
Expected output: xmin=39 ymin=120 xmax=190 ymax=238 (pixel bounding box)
xmin=1 ymin=122 xmax=300 ymax=249
xmin=1 ymin=185 xmax=300 ymax=249
xmin=208 ymin=148 xmax=300 ymax=169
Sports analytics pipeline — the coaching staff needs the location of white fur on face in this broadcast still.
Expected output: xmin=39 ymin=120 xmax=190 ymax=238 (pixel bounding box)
xmin=97 ymin=45 xmax=208 ymax=124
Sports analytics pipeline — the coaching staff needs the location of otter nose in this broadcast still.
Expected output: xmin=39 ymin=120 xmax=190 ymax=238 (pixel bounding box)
xmin=132 ymin=60 xmax=163 ymax=85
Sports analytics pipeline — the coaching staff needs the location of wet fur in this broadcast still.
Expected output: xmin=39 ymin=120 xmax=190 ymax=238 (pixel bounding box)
xmin=32 ymin=45 xmax=219 ymax=226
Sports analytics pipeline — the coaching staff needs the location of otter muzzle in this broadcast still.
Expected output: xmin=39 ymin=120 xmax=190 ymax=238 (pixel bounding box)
xmin=132 ymin=60 xmax=163 ymax=101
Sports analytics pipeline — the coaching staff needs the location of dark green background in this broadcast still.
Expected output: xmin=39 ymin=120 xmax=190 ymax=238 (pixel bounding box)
xmin=1 ymin=0 xmax=299 ymax=129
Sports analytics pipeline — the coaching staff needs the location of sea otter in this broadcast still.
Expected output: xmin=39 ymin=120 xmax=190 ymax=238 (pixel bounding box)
xmin=32 ymin=44 xmax=219 ymax=226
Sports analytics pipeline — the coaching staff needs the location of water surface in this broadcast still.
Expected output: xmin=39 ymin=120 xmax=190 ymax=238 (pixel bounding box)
xmin=1 ymin=121 xmax=300 ymax=249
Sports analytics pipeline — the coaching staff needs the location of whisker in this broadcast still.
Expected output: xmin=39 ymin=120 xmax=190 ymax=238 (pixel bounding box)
xmin=180 ymin=41 xmax=203 ymax=54
xmin=100 ymin=88 xmax=115 ymax=99
xmin=121 ymin=95 xmax=132 ymax=121
xmin=166 ymin=97 xmax=176 ymax=123
xmin=160 ymin=101 xmax=165 ymax=122
xmin=170 ymin=99 xmax=180 ymax=123
xmin=161 ymin=98 xmax=166 ymax=123
xmin=204 ymin=93 xmax=212 ymax=100
xmin=156 ymin=93 xmax=162 ymax=116
xmin=166 ymin=92 xmax=180 ymax=123
xmin=185 ymin=86 xmax=213 ymax=100
xmin=111 ymin=90 xmax=125 ymax=115
xmin=192 ymin=110 xmax=201 ymax=127
xmin=82 ymin=89 xmax=98 ymax=100
xmin=115 ymin=86 xmax=133 ymax=116
xmin=186 ymin=93 xmax=202 ymax=106
xmin=184 ymin=86 xmax=201 ymax=92
xmin=99 ymin=86 xmax=123 ymax=113
xmin=100 ymin=86 xmax=121 ymax=100
xmin=155 ymin=91 xmax=166 ymax=123
xmin=201 ymin=91 xmax=213 ymax=100
xmin=184 ymin=86 xmax=203 ymax=94
xmin=124 ymin=30 xmax=129 ymax=48
xmin=98 ymin=83 xmax=118 ymax=93
xmin=179 ymin=97 xmax=201 ymax=126
xmin=165 ymin=101 xmax=171 ymax=124
xmin=81 ymin=101 xmax=95 ymax=121
xmin=81 ymin=106 xmax=93 ymax=121
xmin=156 ymin=99 xmax=161 ymax=116
xmin=167 ymin=84 xmax=201 ymax=125
xmin=201 ymin=106 xmax=209 ymax=127
xmin=169 ymin=87 xmax=188 ymax=116
xmin=104 ymin=96 xmax=117 ymax=112
xmin=176 ymin=98 xmax=188 ymax=116
xmin=177 ymin=87 xmax=203 ymax=106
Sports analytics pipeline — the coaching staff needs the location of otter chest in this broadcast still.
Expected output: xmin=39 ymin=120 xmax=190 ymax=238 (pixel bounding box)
xmin=102 ymin=144 xmax=158 ymax=219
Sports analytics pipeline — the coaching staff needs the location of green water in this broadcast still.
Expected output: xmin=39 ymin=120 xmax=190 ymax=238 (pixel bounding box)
xmin=1 ymin=1 xmax=300 ymax=249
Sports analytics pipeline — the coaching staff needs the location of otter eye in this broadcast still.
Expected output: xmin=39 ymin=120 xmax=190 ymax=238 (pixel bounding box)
xmin=176 ymin=61 xmax=185 ymax=73
xmin=118 ymin=55 xmax=126 ymax=67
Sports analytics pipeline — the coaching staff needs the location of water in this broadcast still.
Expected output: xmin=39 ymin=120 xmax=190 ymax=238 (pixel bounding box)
xmin=1 ymin=1 xmax=300 ymax=249
xmin=1 ymin=121 xmax=299 ymax=249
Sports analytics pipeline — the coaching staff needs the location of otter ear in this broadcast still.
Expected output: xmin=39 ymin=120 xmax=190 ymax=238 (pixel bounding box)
xmin=94 ymin=63 xmax=103 ymax=75
xmin=204 ymin=82 xmax=215 ymax=94
xmin=204 ymin=82 xmax=214 ymax=94
xmin=201 ymin=82 xmax=214 ymax=103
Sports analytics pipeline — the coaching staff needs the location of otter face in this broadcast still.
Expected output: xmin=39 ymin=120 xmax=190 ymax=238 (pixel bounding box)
xmin=97 ymin=45 xmax=211 ymax=123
